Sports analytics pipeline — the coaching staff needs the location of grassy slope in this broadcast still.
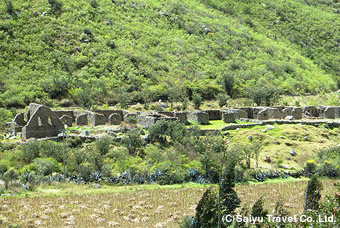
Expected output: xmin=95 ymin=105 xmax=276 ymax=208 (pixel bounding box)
xmin=0 ymin=0 xmax=339 ymax=107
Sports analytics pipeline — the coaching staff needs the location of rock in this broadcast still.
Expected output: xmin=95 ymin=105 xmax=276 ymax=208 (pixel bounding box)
xmin=58 ymin=132 xmax=67 ymax=138
xmin=266 ymin=124 xmax=275 ymax=129
xmin=290 ymin=150 xmax=297 ymax=156
xmin=272 ymin=141 xmax=280 ymax=145
xmin=141 ymin=134 xmax=150 ymax=144
xmin=248 ymin=135 xmax=253 ymax=141
xmin=285 ymin=115 xmax=294 ymax=120
xmin=9 ymin=136 xmax=17 ymax=140
xmin=33 ymin=11 xmax=38 ymax=17
xmin=285 ymin=142 xmax=293 ymax=146
xmin=223 ymin=131 xmax=230 ymax=136
xmin=140 ymin=130 xmax=145 ymax=135
xmin=93 ymin=183 xmax=101 ymax=189
xmin=279 ymin=136 xmax=285 ymax=139
xmin=42 ymin=12 xmax=47 ymax=16
xmin=159 ymin=103 xmax=168 ymax=109
xmin=279 ymin=165 xmax=289 ymax=169
xmin=261 ymin=129 xmax=267 ymax=133
xmin=105 ymin=21 xmax=111 ymax=25
xmin=80 ymin=131 xmax=89 ymax=136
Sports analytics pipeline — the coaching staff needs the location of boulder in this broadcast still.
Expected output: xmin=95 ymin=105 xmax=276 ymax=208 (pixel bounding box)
xmin=290 ymin=150 xmax=297 ymax=156
xmin=324 ymin=107 xmax=336 ymax=119
xmin=285 ymin=115 xmax=294 ymax=120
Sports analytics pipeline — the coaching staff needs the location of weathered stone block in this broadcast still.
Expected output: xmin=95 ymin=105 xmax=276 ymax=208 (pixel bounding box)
xmin=304 ymin=106 xmax=318 ymax=117
xmin=174 ymin=112 xmax=188 ymax=124
xmin=109 ymin=113 xmax=122 ymax=125
xmin=267 ymin=108 xmax=281 ymax=119
xmin=222 ymin=112 xmax=236 ymax=123
xmin=188 ymin=111 xmax=209 ymax=124
xmin=239 ymin=107 xmax=252 ymax=118
xmin=76 ymin=114 xmax=88 ymax=126
xmin=88 ymin=112 xmax=106 ymax=126
xmin=257 ymin=108 xmax=281 ymax=120
xmin=205 ymin=109 xmax=221 ymax=120
xmin=60 ymin=115 xmax=73 ymax=127
xmin=292 ymin=107 xmax=302 ymax=119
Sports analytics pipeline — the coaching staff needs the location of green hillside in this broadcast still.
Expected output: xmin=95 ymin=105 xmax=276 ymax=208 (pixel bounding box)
xmin=0 ymin=0 xmax=339 ymax=108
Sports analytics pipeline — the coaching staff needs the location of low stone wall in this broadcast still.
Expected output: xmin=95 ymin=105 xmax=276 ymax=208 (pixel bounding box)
xmin=93 ymin=110 xmax=124 ymax=122
xmin=221 ymin=120 xmax=340 ymax=131
xmin=54 ymin=111 xmax=75 ymax=121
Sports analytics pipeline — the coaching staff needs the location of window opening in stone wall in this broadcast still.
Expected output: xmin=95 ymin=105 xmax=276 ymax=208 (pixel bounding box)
xmin=48 ymin=117 xmax=52 ymax=125
xmin=38 ymin=117 xmax=42 ymax=126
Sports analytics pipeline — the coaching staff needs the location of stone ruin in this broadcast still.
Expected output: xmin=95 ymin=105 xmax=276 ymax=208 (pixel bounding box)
xmin=9 ymin=103 xmax=340 ymax=139
xmin=11 ymin=103 xmax=64 ymax=139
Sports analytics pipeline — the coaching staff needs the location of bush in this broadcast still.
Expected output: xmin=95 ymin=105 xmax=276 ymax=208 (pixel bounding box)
xmin=248 ymin=86 xmax=280 ymax=106
xmin=217 ymin=93 xmax=230 ymax=107
xmin=34 ymin=158 xmax=59 ymax=176
xmin=48 ymin=0 xmax=62 ymax=14
xmin=95 ymin=137 xmax=113 ymax=155
xmin=192 ymin=92 xmax=202 ymax=109
xmin=122 ymin=129 xmax=144 ymax=156
xmin=304 ymin=160 xmax=317 ymax=176
xmin=78 ymin=162 xmax=95 ymax=180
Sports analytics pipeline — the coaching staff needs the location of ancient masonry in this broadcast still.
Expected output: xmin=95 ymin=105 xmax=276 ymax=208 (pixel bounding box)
xmin=9 ymin=104 xmax=340 ymax=139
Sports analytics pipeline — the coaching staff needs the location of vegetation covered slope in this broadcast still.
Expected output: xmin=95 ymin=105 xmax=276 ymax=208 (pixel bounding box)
xmin=0 ymin=0 xmax=339 ymax=108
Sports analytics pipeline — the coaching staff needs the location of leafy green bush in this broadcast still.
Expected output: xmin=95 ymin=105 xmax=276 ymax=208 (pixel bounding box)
xmin=34 ymin=158 xmax=59 ymax=176
xmin=192 ymin=93 xmax=202 ymax=109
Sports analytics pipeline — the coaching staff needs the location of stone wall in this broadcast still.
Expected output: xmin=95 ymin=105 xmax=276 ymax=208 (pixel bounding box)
xmin=60 ymin=115 xmax=73 ymax=127
xmin=88 ymin=112 xmax=106 ymax=126
xmin=109 ymin=113 xmax=122 ymax=125
xmin=22 ymin=104 xmax=64 ymax=139
xmin=75 ymin=114 xmax=88 ymax=126
xmin=93 ymin=110 xmax=124 ymax=122
xmin=174 ymin=112 xmax=189 ymax=124
xmin=205 ymin=109 xmax=221 ymax=120
xmin=188 ymin=111 xmax=209 ymax=124
xmin=54 ymin=111 xmax=75 ymax=121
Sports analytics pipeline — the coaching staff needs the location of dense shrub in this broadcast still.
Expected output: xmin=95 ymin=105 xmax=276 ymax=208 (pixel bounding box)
xmin=34 ymin=158 xmax=60 ymax=176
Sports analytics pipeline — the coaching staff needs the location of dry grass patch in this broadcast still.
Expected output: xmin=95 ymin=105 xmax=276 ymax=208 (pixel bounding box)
xmin=0 ymin=179 xmax=338 ymax=227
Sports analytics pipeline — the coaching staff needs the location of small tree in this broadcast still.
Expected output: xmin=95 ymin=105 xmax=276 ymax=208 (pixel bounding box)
xmin=194 ymin=187 xmax=218 ymax=228
xmin=122 ymin=129 xmax=144 ymax=156
xmin=219 ymin=162 xmax=241 ymax=227
xmin=304 ymin=175 xmax=323 ymax=211
xmin=3 ymin=168 xmax=18 ymax=189
xmin=48 ymin=0 xmax=62 ymax=15
xmin=192 ymin=92 xmax=202 ymax=109
xmin=251 ymin=196 xmax=268 ymax=228
xmin=217 ymin=93 xmax=230 ymax=108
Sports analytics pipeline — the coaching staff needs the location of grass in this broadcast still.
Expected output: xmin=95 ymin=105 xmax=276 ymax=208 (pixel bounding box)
xmin=0 ymin=179 xmax=338 ymax=227
xmin=227 ymin=123 xmax=340 ymax=169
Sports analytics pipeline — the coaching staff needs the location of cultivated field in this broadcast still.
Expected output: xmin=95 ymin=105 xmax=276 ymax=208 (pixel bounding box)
xmin=0 ymin=179 xmax=338 ymax=227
